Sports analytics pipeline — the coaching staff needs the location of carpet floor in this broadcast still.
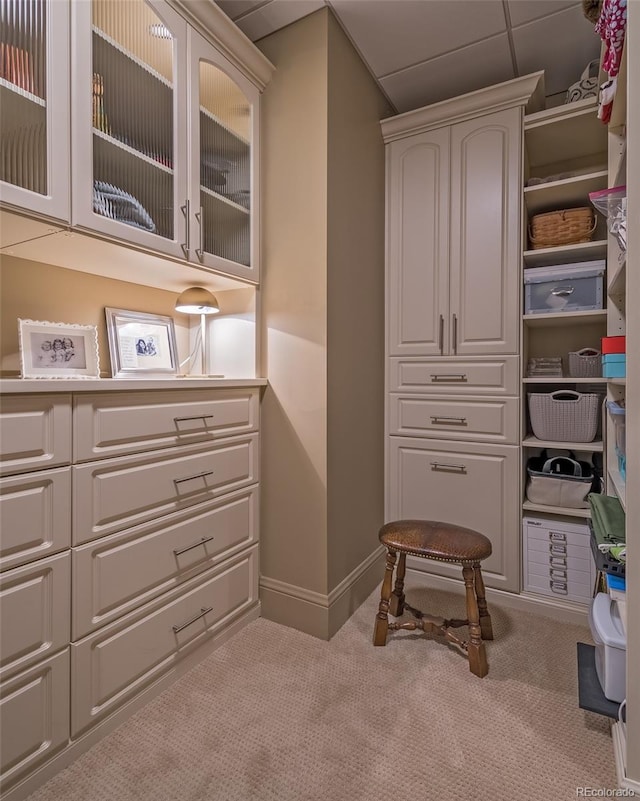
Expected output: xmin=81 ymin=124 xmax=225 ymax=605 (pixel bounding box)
xmin=26 ymin=586 xmax=617 ymax=801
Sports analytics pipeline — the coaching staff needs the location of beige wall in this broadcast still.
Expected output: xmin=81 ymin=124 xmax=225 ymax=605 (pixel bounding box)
xmin=0 ymin=255 xmax=189 ymax=376
xmin=258 ymin=8 xmax=391 ymax=635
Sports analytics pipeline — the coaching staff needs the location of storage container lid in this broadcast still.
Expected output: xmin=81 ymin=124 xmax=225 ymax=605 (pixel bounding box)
xmin=607 ymin=400 xmax=626 ymax=417
xmin=591 ymin=592 xmax=626 ymax=649
xmin=524 ymin=260 xmax=606 ymax=283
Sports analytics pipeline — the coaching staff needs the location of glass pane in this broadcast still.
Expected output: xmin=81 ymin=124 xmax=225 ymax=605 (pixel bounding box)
xmin=92 ymin=0 xmax=174 ymax=239
xmin=0 ymin=0 xmax=47 ymax=194
xmin=199 ymin=61 xmax=251 ymax=267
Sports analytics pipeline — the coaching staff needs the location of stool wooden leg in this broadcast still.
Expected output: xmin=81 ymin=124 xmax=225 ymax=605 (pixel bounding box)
xmin=389 ymin=551 xmax=406 ymax=617
xmin=473 ymin=563 xmax=493 ymax=641
xmin=462 ymin=565 xmax=488 ymax=678
xmin=373 ymin=549 xmax=397 ymax=646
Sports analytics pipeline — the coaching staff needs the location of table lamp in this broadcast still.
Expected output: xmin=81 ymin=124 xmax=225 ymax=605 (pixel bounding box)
xmin=175 ymin=287 xmax=220 ymax=375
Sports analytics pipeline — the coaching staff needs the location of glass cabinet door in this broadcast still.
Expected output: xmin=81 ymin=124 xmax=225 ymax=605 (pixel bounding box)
xmin=190 ymin=30 xmax=259 ymax=282
xmin=73 ymin=0 xmax=187 ymax=258
xmin=0 ymin=0 xmax=69 ymax=219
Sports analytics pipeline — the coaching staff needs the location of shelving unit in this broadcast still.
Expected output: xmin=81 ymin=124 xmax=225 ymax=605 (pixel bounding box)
xmin=520 ymin=98 xmax=608 ymax=600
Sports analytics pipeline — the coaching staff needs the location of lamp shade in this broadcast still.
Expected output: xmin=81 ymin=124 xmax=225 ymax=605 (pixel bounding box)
xmin=175 ymin=287 xmax=220 ymax=315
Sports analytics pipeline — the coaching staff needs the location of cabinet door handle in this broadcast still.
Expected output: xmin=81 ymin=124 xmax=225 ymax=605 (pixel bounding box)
xmin=195 ymin=205 xmax=204 ymax=262
xmin=438 ymin=314 xmax=444 ymax=355
xmin=180 ymin=199 xmax=190 ymax=258
xmin=172 ymin=606 xmax=213 ymax=634
xmin=430 ymin=416 xmax=467 ymax=426
xmin=173 ymin=470 xmax=214 ymax=487
xmin=173 ymin=414 xmax=215 ymax=424
xmin=430 ymin=374 xmax=467 ymax=383
xmin=430 ymin=462 xmax=467 ymax=474
xmin=173 ymin=536 xmax=214 ymax=557
xmin=452 ymin=314 xmax=458 ymax=355
xmin=549 ymin=580 xmax=568 ymax=595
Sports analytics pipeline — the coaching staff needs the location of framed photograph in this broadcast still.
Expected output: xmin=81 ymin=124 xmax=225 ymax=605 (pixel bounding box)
xmin=18 ymin=319 xmax=100 ymax=379
xmin=105 ymin=307 xmax=179 ymax=378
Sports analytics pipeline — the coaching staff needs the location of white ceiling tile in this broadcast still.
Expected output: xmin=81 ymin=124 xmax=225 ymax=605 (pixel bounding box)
xmin=511 ymin=5 xmax=601 ymax=96
xmin=507 ymin=0 xmax=579 ymax=27
xmin=233 ymin=0 xmax=326 ymax=41
xmin=380 ymin=33 xmax=515 ymax=113
xmin=329 ymin=0 xmax=507 ymax=77
xmin=214 ymin=1 xmax=268 ymax=22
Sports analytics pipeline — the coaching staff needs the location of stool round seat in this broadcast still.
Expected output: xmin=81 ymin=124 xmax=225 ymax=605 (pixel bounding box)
xmin=379 ymin=519 xmax=492 ymax=564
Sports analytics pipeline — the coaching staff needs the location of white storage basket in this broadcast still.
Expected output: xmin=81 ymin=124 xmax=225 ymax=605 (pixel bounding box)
xmin=569 ymin=348 xmax=602 ymax=378
xmin=528 ymin=390 xmax=600 ymax=442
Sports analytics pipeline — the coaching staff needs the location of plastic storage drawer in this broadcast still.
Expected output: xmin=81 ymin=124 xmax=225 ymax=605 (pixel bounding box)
xmin=588 ymin=592 xmax=626 ymax=703
xmin=524 ymin=261 xmax=604 ymax=315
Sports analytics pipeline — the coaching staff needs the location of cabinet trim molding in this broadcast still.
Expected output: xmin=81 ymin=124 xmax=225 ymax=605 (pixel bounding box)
xmin=381 ymin=71 xmax=544 ymax=143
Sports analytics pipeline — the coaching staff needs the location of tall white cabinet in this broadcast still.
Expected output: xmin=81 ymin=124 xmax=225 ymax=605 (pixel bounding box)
xmin=383 ymin=74 xmax=543 ymax=593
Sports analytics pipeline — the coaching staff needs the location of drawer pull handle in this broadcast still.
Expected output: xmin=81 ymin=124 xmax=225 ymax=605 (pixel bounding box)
xmin=549 ymin=555 xmax=567 ymax=567
xmin=549 ymin=580 xmax=568 ymax=595
xmin=173 ymin=536 xmax=215 ymax=557
xmin=430 ymin=462 xmax=467 ymax=474
xmin=551 ymin=286 xmax=574 ymax=297
xmin=550 ymin=568 xmax=567 ymax=579
xmin=430 ymin=374 xmax=467 ymax=383
xmin=430 ymin=416 xmax=467 ymax=426
xmin=174 ymin=414 xmax=215 ymax=424
xmin=550 ymin=544 xmax=566 ymax=555
xmin=172 ymin=606 xmax=213 ymax=634
xmin=174 ymin=471 xmax=214 ymax=487
xmin=549 ymin=531 xmax=566 ymax=542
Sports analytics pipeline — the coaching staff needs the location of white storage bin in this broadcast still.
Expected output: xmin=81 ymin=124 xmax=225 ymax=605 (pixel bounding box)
xmin=524 ymin=261 xmax=605 ymax=315
xmin=589 ymin=592 xmax=626 ymax=703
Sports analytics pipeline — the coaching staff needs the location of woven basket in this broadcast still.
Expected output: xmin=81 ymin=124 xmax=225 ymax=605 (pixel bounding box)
xmin=528 ymin=390 xmax=600 ymax=442
xmin=568 ymin=348 xmax=602 ymax=378
xmin=529 ymin=207 xmax=596 ymax=250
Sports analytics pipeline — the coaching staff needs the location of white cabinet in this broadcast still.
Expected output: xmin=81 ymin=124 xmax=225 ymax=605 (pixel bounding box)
xmin=0 ymin=0 xmax=70 ymax=221
xmin=387 ymin=436 xmax=520 ymax=591
xmin=71 ymin=0 xmax=262 ymax=282
xmin=387 ymin=106 xmax=522 ymax=357
xmin=0 ymin=382 xmax=262 ymax=796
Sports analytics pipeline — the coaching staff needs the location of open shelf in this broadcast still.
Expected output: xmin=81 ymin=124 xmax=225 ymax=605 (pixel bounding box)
xmin=522 ymin=501 xmax=591 ymax=519
xmin=522 ymin=436 xmax=603 ymax=452
xmin=523 ymin=310 xmax=607 ymax=328
xmin=524 ymin=99 xmax=606 ymax=171
xmin=93 ymin=129 xmax=173 ymax=175
xmin=608 ymin=257 xmax=626 ymax=297
xmin=607 ymin=465 xmax=626 ymax=511
xmin=523 ymin=240 xmax=607 ymax=268
xmin=523 ymin=377 xmax=607 ymax=384
xmin=524 ymin=170 xmax=608 ymax=216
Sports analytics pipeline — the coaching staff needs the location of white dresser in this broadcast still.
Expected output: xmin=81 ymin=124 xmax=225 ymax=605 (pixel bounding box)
xmin=0 ymin=380 xmax=263 ymax=796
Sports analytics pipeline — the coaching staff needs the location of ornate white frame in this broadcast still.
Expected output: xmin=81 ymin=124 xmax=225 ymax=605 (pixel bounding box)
xmin=18 ymin=319 xmax=100 ymax=379
xmin=105 ymin=307 xmax=179 ymax=378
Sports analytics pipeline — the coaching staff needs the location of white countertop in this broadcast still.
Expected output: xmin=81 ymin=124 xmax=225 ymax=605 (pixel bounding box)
xmin=0 ymin=377 xmax=268 ymax=393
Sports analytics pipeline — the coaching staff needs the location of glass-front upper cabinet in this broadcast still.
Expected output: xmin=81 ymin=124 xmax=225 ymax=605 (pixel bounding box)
xmin=0 ymin=0 xmax=69 ymax=220
xmin=72 ymin=0 xmax=188 ymax=259
xmin=189 ymin=30 xmax=260 ymax=283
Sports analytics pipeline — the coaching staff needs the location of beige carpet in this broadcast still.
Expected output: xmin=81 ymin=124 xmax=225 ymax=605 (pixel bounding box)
xmin=27 ymin=587 xmax=617 ymax=801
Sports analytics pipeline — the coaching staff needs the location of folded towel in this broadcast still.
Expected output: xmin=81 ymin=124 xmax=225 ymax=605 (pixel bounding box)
xmin=589 ymin=493 xmax=625 ymax=548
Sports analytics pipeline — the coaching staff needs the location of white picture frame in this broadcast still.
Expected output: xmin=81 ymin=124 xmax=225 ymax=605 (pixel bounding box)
xmin=18 ymin=319 xmax=100 ymax=379
xmin=105 ymin=307 xmax=179 ymax=378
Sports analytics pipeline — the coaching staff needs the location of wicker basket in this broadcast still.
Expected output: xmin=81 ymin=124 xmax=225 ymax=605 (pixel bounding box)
xmin=528 ymin=390 xmax=600 ymax=442
xmin=528 ymin=207 xmax=596 ymax=250
xmin=569 ymin=348 xmax=602 ymax=378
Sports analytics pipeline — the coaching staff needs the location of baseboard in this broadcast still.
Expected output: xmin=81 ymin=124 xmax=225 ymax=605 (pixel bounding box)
xmin=0 ymin=604 xmax=260 ymax=801
xmin=260 ymin=546 xmax=386 ymax=640
xmin=405 ymin=567 xmax=590 ymax=626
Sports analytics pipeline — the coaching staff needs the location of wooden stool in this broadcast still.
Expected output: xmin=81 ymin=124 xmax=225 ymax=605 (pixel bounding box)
xmin=373 ymin=519 xmax=494 ymax=678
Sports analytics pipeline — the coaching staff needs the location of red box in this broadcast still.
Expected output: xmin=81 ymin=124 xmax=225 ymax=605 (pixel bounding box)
xmin=601 ymin=336 xmax=626 ymax=354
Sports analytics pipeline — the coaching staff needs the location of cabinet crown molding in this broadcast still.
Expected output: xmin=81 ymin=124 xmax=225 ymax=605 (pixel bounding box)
xmin=381 ymin=71 xmax=545 ymax=143
xmin=169 ymin=0 xmax=275 ymax=91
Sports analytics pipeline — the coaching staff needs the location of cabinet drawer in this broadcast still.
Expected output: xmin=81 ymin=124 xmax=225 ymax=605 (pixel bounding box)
xmin=71 ymin=547 xmax=258 ymax=736
xmin=74 ymin=389 xmax=259 ymax=461
xmin=526 ymin=547 xmax=592 ymax=574
xmin=525 ymin=523 xmax=590 ymax=550
xmin=0 ymin=468 xmax=71 ymax=572
xmin=389 ymin=358 xmax=519 ymax=395
xmin=387 ymin=436 xmax=519 ymax=591
xmin=0 ymin=394 xmax=71 ymax=476
xmin=73 ymin=486 xmax=259 ymax=638
xmin=0 ymin=650 xmax=69 ymax=790
xmin=0 ymin=553 xmax=70 ymax=680
xmin=73 ymin=433 xmax=259 ymax=545
xmin=389 ymin=394 xmax=518 ymax=443
xmin=527 ymin=537 xmax=590 ymax=561
xmin=524 ymin=570 xmax=593 ymax=603
xmin=526 ymin=558 xmax=591 ymax=585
